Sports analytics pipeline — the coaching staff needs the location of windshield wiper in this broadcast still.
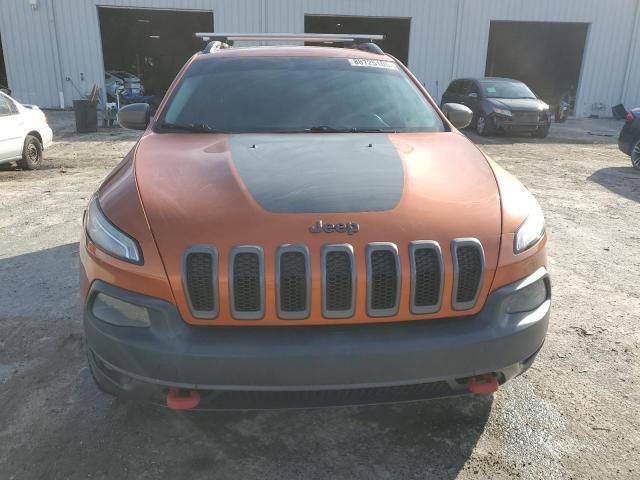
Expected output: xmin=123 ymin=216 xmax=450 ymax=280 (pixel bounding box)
xmin=305 ymin=125 xmax=348 ymax=133
xmin=304 ymin=126 xmax=397 ymax=133
xmin=160 ymin=122 xmax=226 ymax=133
xmin=348 ymin=128 xmax=398 ymax=133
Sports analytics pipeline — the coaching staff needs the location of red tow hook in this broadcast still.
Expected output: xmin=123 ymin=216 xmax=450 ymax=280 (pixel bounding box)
xmin=166 ymin=388 xmax=201 ymax=410
xmin=466 ymin=374 xmax=499 ymax=395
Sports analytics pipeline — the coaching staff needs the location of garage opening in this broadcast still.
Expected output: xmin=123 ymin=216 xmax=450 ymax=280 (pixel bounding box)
xmin=485 ymin=21 xmax=589 ymax=111
xmin=304 ymin=15 xmax=411 ymax=65
xmin=98 ymin=7 xmax=213 ymax=102
xmin=0 ymin=32 xmax=8 ymax=90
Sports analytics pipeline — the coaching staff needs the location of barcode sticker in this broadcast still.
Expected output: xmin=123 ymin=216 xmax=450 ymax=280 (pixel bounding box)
xmin=348 ymin=58 xmax=398 ymax=70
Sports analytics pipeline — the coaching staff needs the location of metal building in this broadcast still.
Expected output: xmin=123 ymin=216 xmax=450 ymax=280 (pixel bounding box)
xmin=1 ymin=0 xmax=638 ymax=116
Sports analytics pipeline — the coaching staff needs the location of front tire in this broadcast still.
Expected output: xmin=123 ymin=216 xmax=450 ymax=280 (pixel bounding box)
xmin=533 ymin=123 xmax=550 ymax=139
xmin=476 ymin=113 xmax=493 ymax=136
xmin=17 ymin=135 xmax=43 ymax=170
xmin=631 ymin=139 xmax=640 ymax=170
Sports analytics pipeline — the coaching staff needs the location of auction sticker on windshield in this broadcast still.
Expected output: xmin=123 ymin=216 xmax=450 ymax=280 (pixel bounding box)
xmin=348 ymin=58 xmax=398 ymax=70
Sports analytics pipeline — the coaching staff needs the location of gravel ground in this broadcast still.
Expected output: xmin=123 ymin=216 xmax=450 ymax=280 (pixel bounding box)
xmin=0 ymin=112 xmax=638 ymax=479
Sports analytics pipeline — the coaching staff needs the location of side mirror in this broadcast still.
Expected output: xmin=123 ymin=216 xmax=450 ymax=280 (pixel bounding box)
xmin=467 ymin=92 xmax=478 ymax=99
xmin=442 ymin=103 xmax=473 ymax=129
xmin=117 ymin=103 xmax=150 ymax=130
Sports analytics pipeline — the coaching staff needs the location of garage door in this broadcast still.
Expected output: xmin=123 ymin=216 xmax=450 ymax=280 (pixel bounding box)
xmin=98 ymin=7 xmax=213 ymax=100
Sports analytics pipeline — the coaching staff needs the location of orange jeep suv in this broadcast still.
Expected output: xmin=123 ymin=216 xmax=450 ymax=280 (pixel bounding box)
xmin=81 ymin=34 xmax=550 ymax=410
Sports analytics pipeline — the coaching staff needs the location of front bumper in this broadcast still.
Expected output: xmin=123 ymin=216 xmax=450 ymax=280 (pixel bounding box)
xmin=618 ymin=124 xmax=634 ymax=155
xmin=84 ymin=269 xmax=550 ymax=409
xmin=40 ymin=126 xmax=53 ymax=149
xmin=492 ymin=115 xmax=549 ymax=133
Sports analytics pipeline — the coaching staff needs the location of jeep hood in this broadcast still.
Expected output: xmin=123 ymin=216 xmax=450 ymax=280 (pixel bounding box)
xmin=133 ymin=131 xmax=502 ymax=319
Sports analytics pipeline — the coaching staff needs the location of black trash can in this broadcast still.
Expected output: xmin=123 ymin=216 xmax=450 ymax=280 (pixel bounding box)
xmin=73 ymin=100 xmax=98 ymax=133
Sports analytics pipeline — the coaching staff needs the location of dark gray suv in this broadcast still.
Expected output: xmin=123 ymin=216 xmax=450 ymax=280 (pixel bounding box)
xmin=442 ymin=77 xmax=551 ymax=138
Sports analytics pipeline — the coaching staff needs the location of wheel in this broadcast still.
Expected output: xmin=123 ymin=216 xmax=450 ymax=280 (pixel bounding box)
xmin=631 ymin=139 xmax=640 ymax=170
xmin=533 ymin=123 xmax=550 ymax=139
xmin=476 ymin=113 xmax=493 ymax=136
xmin=17 ymin=135 xmax=43 ymax=170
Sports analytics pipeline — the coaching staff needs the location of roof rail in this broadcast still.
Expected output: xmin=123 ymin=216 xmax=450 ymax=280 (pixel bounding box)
xmin=196 ymin=33 xmax=383 ymax=42
xmin=195 ymin=33 xmax=385 ymax=54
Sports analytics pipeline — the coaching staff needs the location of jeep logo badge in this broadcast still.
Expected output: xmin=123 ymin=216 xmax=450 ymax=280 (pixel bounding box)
xmin=309 ymin=220 xmax=359 ymax=235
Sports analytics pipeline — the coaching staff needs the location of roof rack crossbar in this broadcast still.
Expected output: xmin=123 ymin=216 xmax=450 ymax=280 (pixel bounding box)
xmin=195 ymin=33 xmax=384 ymax=43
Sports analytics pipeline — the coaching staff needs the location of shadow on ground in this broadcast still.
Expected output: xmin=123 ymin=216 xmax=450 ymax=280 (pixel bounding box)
xmin=0 ymin=243 xmax=492 ymax=479
xmin=588 ymin=166 xmax=640 ymax=203
xmin=464 ymin=129 xmax=617 ymax=146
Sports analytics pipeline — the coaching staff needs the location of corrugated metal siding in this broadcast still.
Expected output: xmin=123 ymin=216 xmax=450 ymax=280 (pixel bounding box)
xmin=0 ymin=0 xmax=263 ymax=107
xmin=455 ymin=0 xmax=639 ymax=115
xmin=0 ymin=0 xmax=62 ymax=106
xmin=621 ymin=0 xmax=640 ymax=109
xmin=1 ymin=0 xmax=639 ymax=114
xmin=50 ymin=0 xmax=265 ymax=107
xmin=266 ymin=0 xmax=459 ymax=100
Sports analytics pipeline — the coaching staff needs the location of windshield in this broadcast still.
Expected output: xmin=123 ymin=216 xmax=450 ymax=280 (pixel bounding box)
xmin=158 ymin=56 xmax=445 ymax=133
xmin=479 ymin=80 xmax=536 ymax=99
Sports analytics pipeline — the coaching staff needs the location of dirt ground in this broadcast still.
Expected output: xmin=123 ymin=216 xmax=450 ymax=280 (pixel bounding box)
xmin=0 ymin=112 xmax=638 ymax=479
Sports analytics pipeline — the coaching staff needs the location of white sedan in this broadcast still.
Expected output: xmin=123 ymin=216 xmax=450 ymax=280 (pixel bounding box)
xmin=0 ymin=91 xmax=53 ymax=170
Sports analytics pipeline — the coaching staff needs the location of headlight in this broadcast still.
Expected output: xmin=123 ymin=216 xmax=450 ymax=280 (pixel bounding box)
xmin=492 ymin=107 xmax=512 ymax=117
xmin=514 ymin=196 xmax=545 ymax=254
xmin=85 ymin=195 xmax=142 ymax=264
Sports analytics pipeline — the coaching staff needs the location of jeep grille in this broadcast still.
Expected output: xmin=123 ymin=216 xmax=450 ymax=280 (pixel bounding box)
xmin=452 ymin=239 xmax=485 ymax=310
xmin=229 ymin=246 xmax=264 ymax=320
xmin=183 ymin=247 xmax=218 ymax=319
xmin=182 ymin=239 xmax=485 ymax=322
xmin=322 ymin=245 xmax=356 ymax=318
xmin=276 ymin=245 xmax=310 ymax=319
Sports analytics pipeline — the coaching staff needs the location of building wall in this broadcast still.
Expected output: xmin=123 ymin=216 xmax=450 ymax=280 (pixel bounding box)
xmin=0 ymin=0 xmax=263 ymax=109
xmin=265 ymin=0 xmax=460 ymax=103
xmin=455 ymin=0 xmax=640 ymax=117
xmin=0 ymin=0 xmax=64 ymax=107
xmin=1 ymin=0 xmax=639 ymax=116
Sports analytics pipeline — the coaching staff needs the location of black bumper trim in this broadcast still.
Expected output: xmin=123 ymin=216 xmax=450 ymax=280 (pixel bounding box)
xmin=84 ymin=268 xmax=550 ymax=392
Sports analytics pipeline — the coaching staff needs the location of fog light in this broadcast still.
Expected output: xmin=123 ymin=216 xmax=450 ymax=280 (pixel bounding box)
xmin=506 ymin=278 xmax=548 ymax=314
xmin=92 ymin=293 xmax=150 ymax=327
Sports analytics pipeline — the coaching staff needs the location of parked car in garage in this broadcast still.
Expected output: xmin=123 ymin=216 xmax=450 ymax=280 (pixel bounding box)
xmin=0 ymin=91 xmax=52 ymax=170
xmin=81 ymin=34 xmax=550 ymax=410
xmin=619 ymin=108 xmax=640 ymax=170
xmin=441 ymin=77 xmax=551 ymax=138
xmin=105 ymin=70 xmax=144 ymax=99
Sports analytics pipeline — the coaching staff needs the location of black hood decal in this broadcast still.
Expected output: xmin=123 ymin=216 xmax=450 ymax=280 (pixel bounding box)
xmin=229 ymin=134 xmax=404 ymax=213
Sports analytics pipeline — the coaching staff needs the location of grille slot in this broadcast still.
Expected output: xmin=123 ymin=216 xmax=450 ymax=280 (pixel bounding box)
xmin=452 ymin=239 xmax=485 ymax=310
xmin=276 ymin=245 xmax=310 ymax=319
xmin=366 ymin=243 xmax=400 ymax=317
xmin=512 ymin=111 xmax=539 ymax=123
xmin=183 ymin=246 xmax=218 ymax=319
xmin=322 ymin=244 xmax=355 ymax=318
xmin=409 ymin=241 xmax=443 ymax=314
xmin=229 ymin=246 xmax=264 ymax=320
